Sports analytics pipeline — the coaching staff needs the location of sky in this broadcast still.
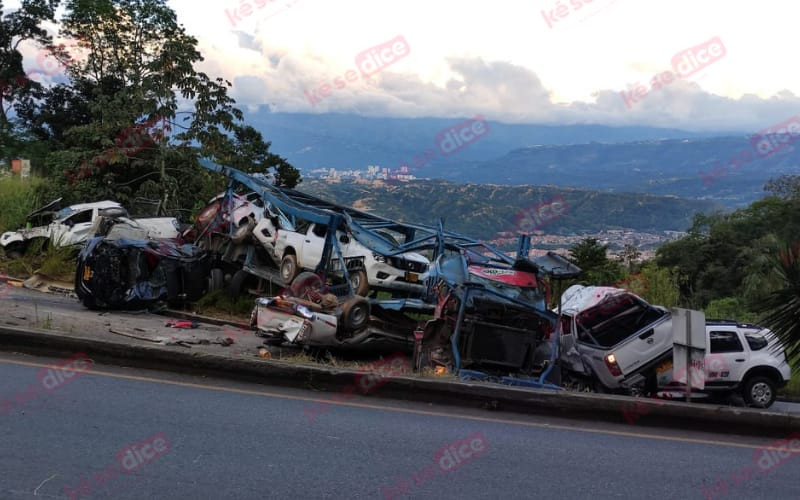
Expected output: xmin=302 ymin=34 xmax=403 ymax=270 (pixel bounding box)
xmin=8 ymin=0 xmax=800 ymax=132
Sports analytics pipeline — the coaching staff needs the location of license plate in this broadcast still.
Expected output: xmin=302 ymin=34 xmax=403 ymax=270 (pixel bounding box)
xmin=82 ymin=266 xmax=92 ymax=281
xmin=656 ymin=360 xmax=673 ymax=375
xmin=405 ymin=272 xmax=418 ymax=282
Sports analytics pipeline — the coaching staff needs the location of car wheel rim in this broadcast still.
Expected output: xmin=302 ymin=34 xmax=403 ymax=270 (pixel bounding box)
xmin=752 ymin=382 xmax=772 ymax=405
xmin=352 ymin=307 xmax=367 ymax=325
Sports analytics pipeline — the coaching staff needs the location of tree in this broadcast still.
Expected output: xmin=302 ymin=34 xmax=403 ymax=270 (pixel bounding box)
xmin=756 ymin=242 xmax=800 ymax=369
xmin=18 ymin=0 xmax=299 ymax=216
xmin=618 ymin=243 xmax=641 ymax=272
xmin=0 ymin=0 xmax=60 ymax=158
xmin=568 ymin=237 xmax=623 ymax=285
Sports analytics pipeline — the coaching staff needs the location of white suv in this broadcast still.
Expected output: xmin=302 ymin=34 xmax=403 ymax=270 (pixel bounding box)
xmin=655 ymin=321 xmax=791 ymax=408
xmin=1 ymin=199 xmax=179 ymax=257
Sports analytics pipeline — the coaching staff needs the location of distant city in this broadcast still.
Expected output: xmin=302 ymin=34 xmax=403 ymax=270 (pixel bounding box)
xmin=305 ymin=165 xmax=420 ymax=182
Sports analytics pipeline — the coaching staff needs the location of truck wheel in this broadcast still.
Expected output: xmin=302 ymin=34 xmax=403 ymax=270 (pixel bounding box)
xmin=742 ymin=376 xmax=776 ymax=408
xmin=340 ymin=296 xmax=370 ymax=331
xmin=208 ymin=268 xmax=225 ymax=292
xmin=228 ymin=270 xmax=251 ymax=298
xmin=350 ymin=269 xmax=370 ymax=296
xmin=280 ymin=254 xmax=298 ymax=283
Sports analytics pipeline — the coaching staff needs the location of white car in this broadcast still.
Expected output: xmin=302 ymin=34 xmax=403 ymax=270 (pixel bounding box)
xmin=655 ymin=321 xmax=791 ymax=408
xmin=0 ymin=198 xmax=180 ymax=257
xmin=252 ymin=218 xmax=430 ymax=296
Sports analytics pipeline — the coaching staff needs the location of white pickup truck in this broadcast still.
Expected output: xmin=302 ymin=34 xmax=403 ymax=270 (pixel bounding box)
xmin=252 ymin=217 xmax=430 ymax=296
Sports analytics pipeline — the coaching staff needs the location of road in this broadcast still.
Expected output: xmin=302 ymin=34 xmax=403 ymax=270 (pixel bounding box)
xmin=1 ymin=352 xmax=798 ymax=499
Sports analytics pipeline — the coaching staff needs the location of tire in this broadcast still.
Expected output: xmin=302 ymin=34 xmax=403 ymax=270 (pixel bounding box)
xmin=228 ymin=269 xmax=251 ymax=298
xmin=208 ymin=268 xmax=225 ymax=292
xmin=349 ymin=269 xmax=370 ymax=296
xmin=742 ymin=376 xmax=776 ymax=408
xmin=3 ymin=243 xmax=25 ymax=260
xmin=289 ymin=271 xmax=324 ymax=300
xmin=340 ymin=296 xmax=370 ymax=332
xmin=280 ymin=254 xmax=298 ymax=284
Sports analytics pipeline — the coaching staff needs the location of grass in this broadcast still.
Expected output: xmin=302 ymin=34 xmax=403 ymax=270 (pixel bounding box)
xmin=0 ymin=176 xmax=43 ymax=234
xmin=0 ymin=240 xmax=77 ymax=281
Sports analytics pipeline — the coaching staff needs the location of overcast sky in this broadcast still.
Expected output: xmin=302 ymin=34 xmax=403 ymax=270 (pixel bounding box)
xmin=9 ymin=0 xmax=800 ymax=132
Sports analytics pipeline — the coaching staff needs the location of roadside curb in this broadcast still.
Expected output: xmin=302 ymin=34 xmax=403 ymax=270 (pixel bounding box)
xmin=1 ymin=323 xmax=798 ymax=437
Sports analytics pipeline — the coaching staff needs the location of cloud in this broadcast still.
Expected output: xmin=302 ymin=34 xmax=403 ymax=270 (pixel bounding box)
xmin=220 ymin=53 xmax=800 ymax=133
xmin=234 ymin=30 xmax=263 ymax=53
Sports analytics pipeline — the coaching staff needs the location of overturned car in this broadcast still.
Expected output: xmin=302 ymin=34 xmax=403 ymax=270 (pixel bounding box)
xmin=75 ymin=238 xmax=212 ymax=309
xmin=1 ymin=198 xmax=180 ymax=258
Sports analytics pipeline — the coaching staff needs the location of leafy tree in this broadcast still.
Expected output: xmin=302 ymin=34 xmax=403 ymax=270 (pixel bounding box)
xmin=756 ymin=243 xmax=800 ymax=368
xmin=618 ymin=243 xmax=641 ymax=272
xmin=15 ymin=0 xmax=298 ymax=217
xmin=568 ymin=237 xmax=623 ymax=285
xmin=635 ymin=262 xmax=679 ymax=308
xmin=0 ymin=0 xmax=60 ymax=161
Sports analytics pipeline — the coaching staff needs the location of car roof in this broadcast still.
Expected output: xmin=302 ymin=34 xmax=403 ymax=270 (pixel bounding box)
xmin=56 ymin=201 xmax=123 ymax=218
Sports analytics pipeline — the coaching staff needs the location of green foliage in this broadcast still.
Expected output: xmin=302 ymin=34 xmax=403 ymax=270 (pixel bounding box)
xmin=0 ymin=176 xmax=44 ymax=233
xmin=755 ymin=243 xmax=800 ymax=367
xmin=6 ymin=0 xmax=299 ymax=223
xmin=656 ymin=196 xmax=800 ymax=309
xmin=636 ymin=262 xmax=680 ymax=309
xmin=703 ymin=297 xmax=758 ymax=323
xmin=568 ymin=237 xmax=624 ymax=285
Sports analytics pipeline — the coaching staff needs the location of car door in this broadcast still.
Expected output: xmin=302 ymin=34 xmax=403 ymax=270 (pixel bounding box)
xmin=707 ymin=328 xmax=748 ymax=386
xmin=300 ymin=223 xmax=327 ymax=269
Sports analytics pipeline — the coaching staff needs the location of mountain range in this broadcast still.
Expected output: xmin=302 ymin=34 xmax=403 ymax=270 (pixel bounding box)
xmin=248 ymin=111 xmax=798 ymax=208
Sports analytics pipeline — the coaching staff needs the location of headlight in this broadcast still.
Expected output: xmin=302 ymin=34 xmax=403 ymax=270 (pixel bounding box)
xmin=295 ymin=305 xmax=314 ymax=320
xmin=372 ymin=252 xmax=387 ymax=263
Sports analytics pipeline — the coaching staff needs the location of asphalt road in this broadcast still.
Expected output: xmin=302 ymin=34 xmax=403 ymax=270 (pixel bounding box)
xmin=1 ymin=352 xmax=799 ymax=500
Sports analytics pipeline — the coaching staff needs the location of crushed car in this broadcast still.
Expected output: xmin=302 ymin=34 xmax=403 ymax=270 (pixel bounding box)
xmin=75 ymin=238 xmax=212 ymax=310
xmin=556 ymin=285 xmax=674 ymax=394
xmin=416 ymin=251 xmax=560 ymax=380
xmin=250 ymin=271 xmax=430 ymax=351
xmin=1 ymin=198 xmax=180 ymax=257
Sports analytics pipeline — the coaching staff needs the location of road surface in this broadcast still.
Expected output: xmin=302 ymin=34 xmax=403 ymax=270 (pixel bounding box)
xmin=1 ymin=352 xmax=798 ymax=499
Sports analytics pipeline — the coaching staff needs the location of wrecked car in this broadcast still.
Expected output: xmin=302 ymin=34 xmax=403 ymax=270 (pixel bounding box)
xmin=250 ymin=271 xmax=431 ymax=350
xmin=75 ymin=238 xmax=212 ymax=309
xmin=1 ymin=198 xmax=180 ymax=257
xmin=188 ymin=190 xmax=431 ymax=298
xmin=417 ymin=250 xmax=560 ymax=379
xmin=557 ymin=285 xmax=673 ymax=393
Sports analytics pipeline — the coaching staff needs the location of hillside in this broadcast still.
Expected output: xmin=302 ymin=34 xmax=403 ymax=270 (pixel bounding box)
xmin=299 ymin=179 xmax=718 ymax=241
xmin=442 ymin=137 xmax=799 ymax=207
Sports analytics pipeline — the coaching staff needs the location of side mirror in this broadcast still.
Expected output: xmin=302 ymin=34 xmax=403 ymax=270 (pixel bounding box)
xmin=339 ymin=234 xmax=350 ymax=244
